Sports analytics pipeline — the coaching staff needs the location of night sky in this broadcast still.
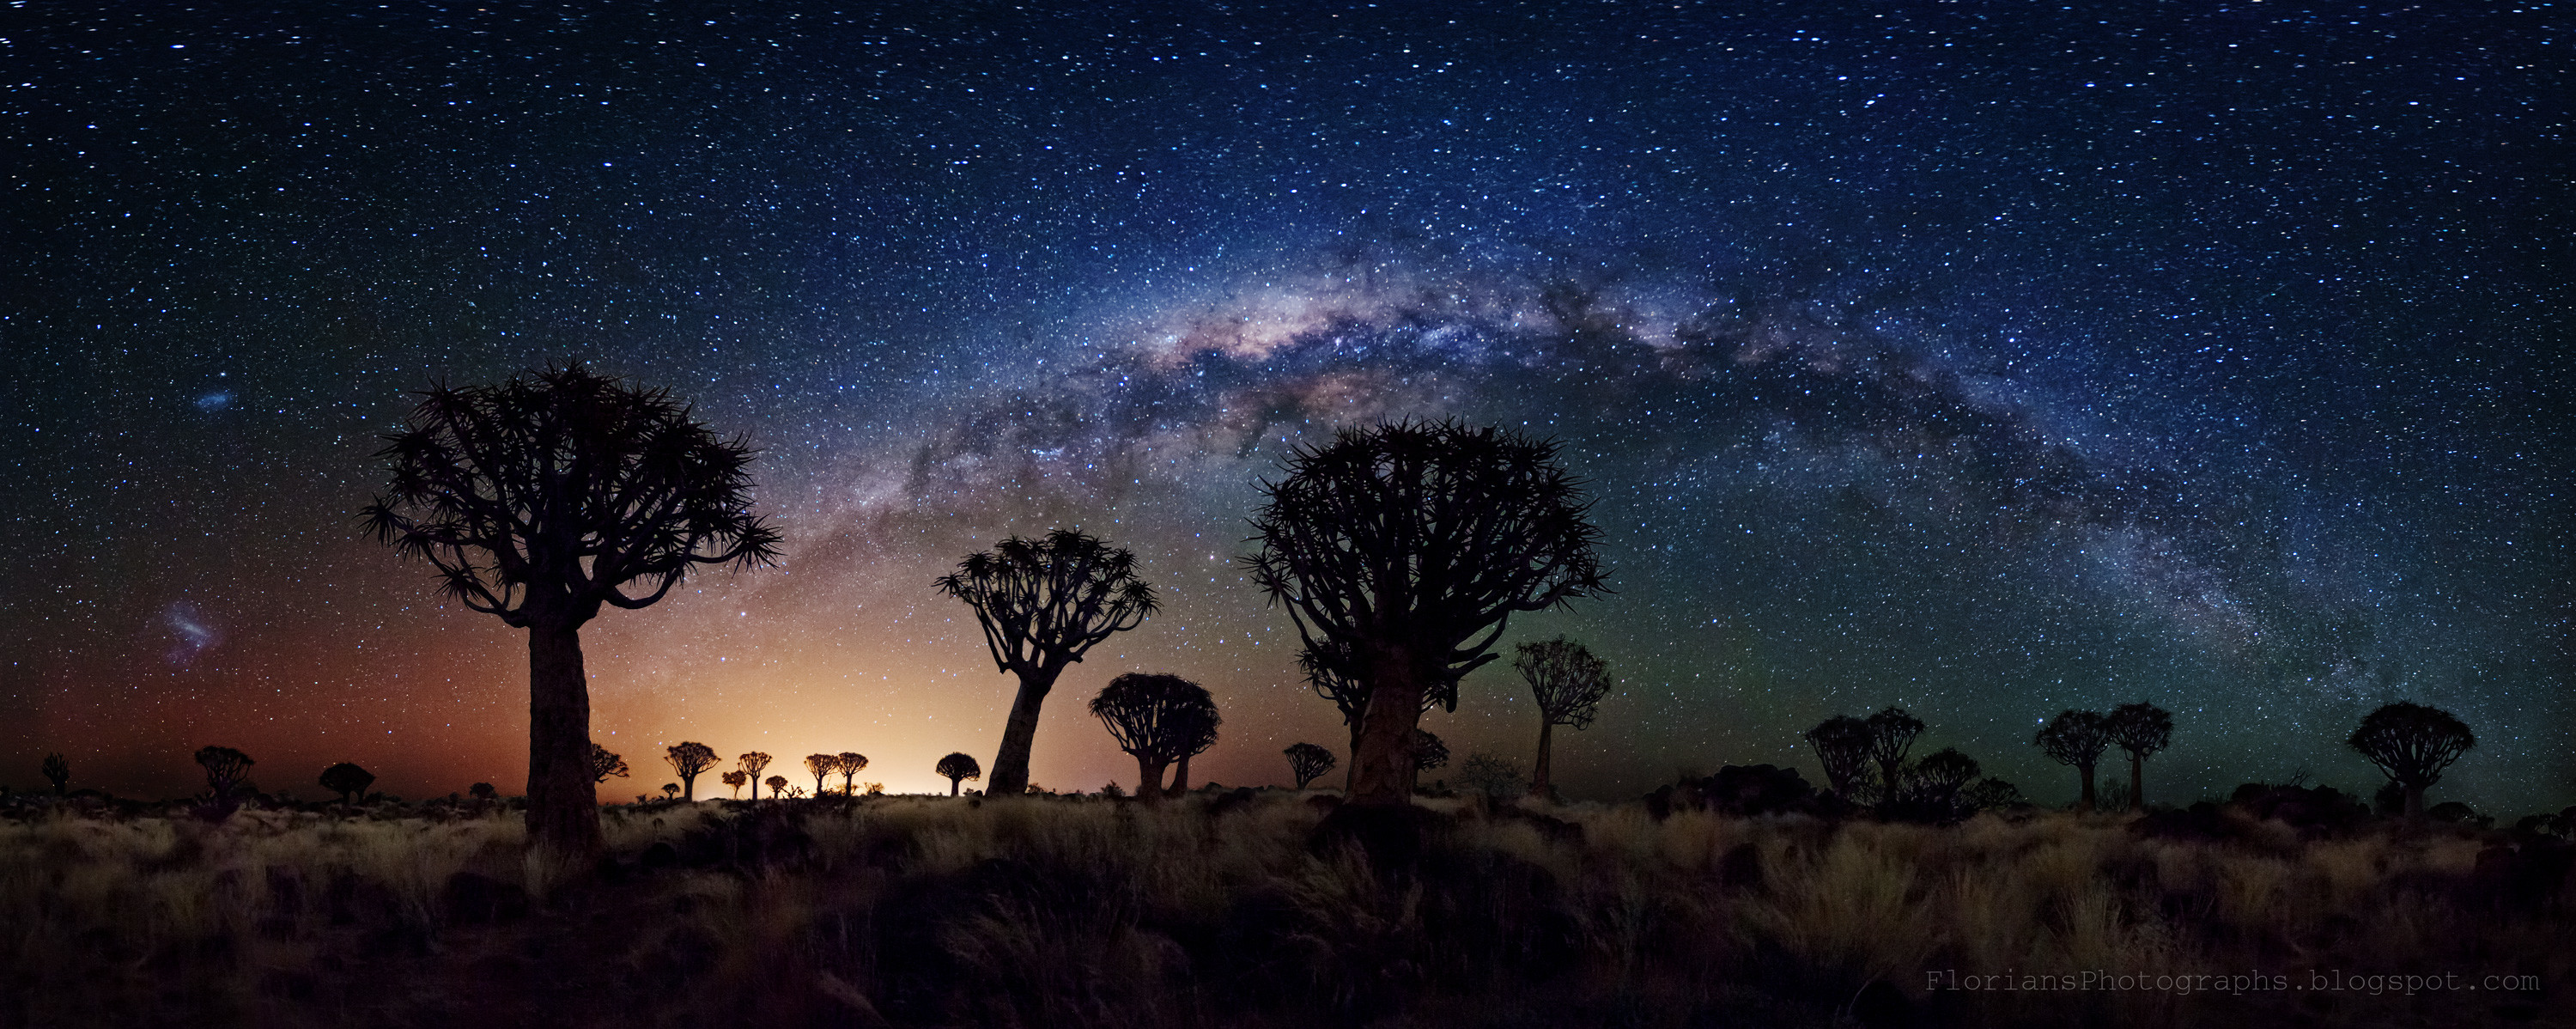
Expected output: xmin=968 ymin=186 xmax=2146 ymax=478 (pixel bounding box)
xmin=5 ymin=2 xmax=2567 ymax=810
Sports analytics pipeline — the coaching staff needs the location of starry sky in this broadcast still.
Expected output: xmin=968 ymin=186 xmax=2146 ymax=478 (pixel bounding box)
xmin=4 ymin=2 xmax=2567 ymax=810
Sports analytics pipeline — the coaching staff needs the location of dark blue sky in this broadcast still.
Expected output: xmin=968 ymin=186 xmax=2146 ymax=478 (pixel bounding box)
xmin=4 ymin=2 xmax=2566 ymax=807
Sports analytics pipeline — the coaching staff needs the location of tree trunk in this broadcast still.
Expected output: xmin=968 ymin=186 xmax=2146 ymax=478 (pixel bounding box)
xmin=984 ymin=661 xmax=1065 ymax=799
xmin=1530 ymin=719 xmax=1556 ymax=797
xmin=526 ymin=621 xmax=604 ymax=868
xmin=1133 ymin=756 xmax=1170 ymax=804
xmin=1879 ymin=758 xmax=1903 ymax=807
xmin=2403 ymin=783 xmax=2426 ymax=823
xmin=1349 ymin=657 xmax=1425 ymax=807
xmin=680 ymin=772 xmax=696 ymax=801
xmin=2129 ymin=752 xmax=2145 ymax=812
xmin=1169 ymin=753 xmax=1192 ymax=798
xmin=948 ymin=777 xmax=961 ymax=796
xmin=2076 ymin=763 xmax=2097 ymax=814
xmin=1344 ymin=719 xmax=1365 ymax=793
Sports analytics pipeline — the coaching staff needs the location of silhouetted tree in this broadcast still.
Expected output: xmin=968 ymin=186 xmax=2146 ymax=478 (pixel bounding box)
xmin=1802 ymin=715 xmax=1874 ymax=802
xmin=1408 ymin=728 xmax=1450 ymax=796
xmin=764 ymin=775 xmax=788 ymax=799
xmin=361 ymin=368 xmax=782 ymax=864
xmin=1964 ymin=777 xmax=2028 ymax=813
xmin=1167 ymin=694 xmax=1223 ymax=797
xmin=805 ymin=753 xmax=839 ymax=796
xmin=39 ymin=752 xmax=69 ymax=795
xmin=1516 ymin=636 xmax=1611 ymax=798
xmin=1089 ymin=673 xmax=1218 ymax=805
xmin=664 ymin=741 xmax=718 ymax=801
xmin=1457 ymin=752 xmax=1527 ymax=801
xmin=660 ymin=782 xmax=679 ymax=800
xmin=837 ymin=752 xmax=867 ymax=795
xmin=1904 ymin=747 xmax=1982 ymax=821
xmin=1248 ymin=421 xmax=1609 ymax=807
xmin=2035 ymin=709 xmax=2113 ymax=813
xmin=1284 ymin=742 xmax=1337 ymax=789
xmin=470 ymin=782 xmax=497 ymax=802
xmin=935 ymin=752 xmax=981 ymax=795
xmin=195 ymin=745 xmax=254 ymax=800
xmin=319 ymin=762 xmax=375 ymax=804
xmin=589 ymin=742 xmax=630 ymax=784
xmin=720 ymin=770 xmax=748 ymax=799
xmin=1865 ymin=707 xmax=1924 ymax=807
xmin=738 ymin=752 xmax=772 ymax=800
xmin=2105 ymin=703 xmax=2174 ymax=812
xmin=936 ymin=528 xmax=1157 ymax=799
xmin=2348 ymin=701 xmax=2475 ymax=822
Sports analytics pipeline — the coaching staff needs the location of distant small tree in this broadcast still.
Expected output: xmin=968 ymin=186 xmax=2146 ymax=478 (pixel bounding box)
xmin=1088 ymin=673 xmax=1218 ymax=805
xmin=664 ymin=741 xmax=719 ymax=801
xmin=1964 ymin=777 xmax=2028 ymax=813
xmin=660 ymin=782 xmax=679 ymax=800
xmin=1802 ymin=715 xmax=1874 ymax=802
xmin=837 ymin=752 xmax=868 ymax=795
xmin=1409 ymin=728 xmax=1450 ymax=796
xmin=1864 ymin=707 xmax=1925 ymax=807
xmin=195 ymin=746 xmax=255 ymax=800
xmin=1456 ymin=752 xmax=1527 ymax=801
xmin=720 ymin=770 xmax=749 ymax=799
xmin=319 ymin=762 xmax=376 ymax=804
xmin=935 ymin=752 xmax=981 ymax=796
xmin=39 ymin=752 xmax=70 ymax=795
xmin=738 ymin=752 xmax=772 ymax=800
xmin=1516 ymin=636 xmax=1612 ymax=799
xmin=2034 ymin=709 xmax=2113 ymax=813
xmin=936 ymin=528 xmax=1158 ymax=799
xmin=1904 ymin=747 xmax=1982 ymax=820
xmin=2348 ymin=701 xmax=2475 ymax=823
xmin=2104 ymin=703 xmax=2173 ymax=811
xmin=470 ymin=782 xmax=498 ymax=802
xmin=589 ymin=742 xmax=630 ymax=784
xmin=1283 ymin=742 xmax=1336 ymax=789
xmin=763 ymin=775 xmax=788 ymax=800
xmin=805 ymin=753 xmax=840 ymax=796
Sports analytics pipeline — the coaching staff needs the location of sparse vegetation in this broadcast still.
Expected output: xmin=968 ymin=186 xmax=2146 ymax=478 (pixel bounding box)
xmin=0 ymin=790 xmax=2562 ymax=1027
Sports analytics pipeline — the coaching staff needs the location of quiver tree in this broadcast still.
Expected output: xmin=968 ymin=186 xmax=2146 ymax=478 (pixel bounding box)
xmin=39 ymin=752 xmax=69 ymax=795
xmin=1247 ymin=420 xmax=1609 ymax=807
xmin=1407 ymin=728 xmax=1451 ymax=795
xmin=764 ymin=776 xmax=788 ymax=799
xmin=1802 ymin=715 xmax=1874 ymax=802
xmin=936 ymin=528 xmax=1157 ymax=799
xmin=195 ymin=746 xmax=254 ymax=800
xmin=738 ymin=752 xmax=771 ymax=800
xmin=720 ymin=770 xmax=748 ymax=799
xmin=805 ymin=754 xmax=840 ymax=796
xmin=1864 ymin=707 xmax=1925 ymax=807
xmin=1516 ymin=636 xmax=1611 ymax=799
xmin=469 ymin=782 xmax=498 ymax=803
xmin=1168 ymin=696 xmax=1223 ymax=797
xmin=1903 ymin=747 xmax=1983 ymax=821
xmin=660 ymin=783 xmax=679 ymax=800
xmin=837 ymin=752 xmax=867 ymax=795
xmin=1299 ymin=642 xmax=1443 ymax=791
xmin=1088 ymin=673 xmax=1218 ymax=804
xmin=664 ymin=741 xmax=718 ymax=801
xmin=2105 ymin=702 xmax=2174 ymax=812
xmin=2034 ymin=709 xmax=2113 ymax=813
xmin=2348 ymin=701 xmax=2476 ymax=823
xmin=360 ymin=367 xmax=782 ymax=866
xmin=589 ymin=742 xmax=630 ymax=784
xmin=319 ymin=762 xmax=376 ymax=804
xmin=1284 ymin=742 xmax=1337 ymax=790
xmin=935 ymin=752 xmax=981 ymax=795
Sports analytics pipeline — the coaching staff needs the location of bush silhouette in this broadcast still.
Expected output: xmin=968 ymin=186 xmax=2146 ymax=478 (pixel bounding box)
xmin=936 ymin=528 xmax=1157 ymax=798
xmin=935 ymin=752 xmax=981 ymax=796
xmin=319 ymin=762 xmax=375 ymax=804
xmin=361 ymin=367 xmax=781 ymax=865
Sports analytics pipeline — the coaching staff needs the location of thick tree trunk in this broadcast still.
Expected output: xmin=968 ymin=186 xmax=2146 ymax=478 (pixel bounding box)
xmin=1344 ymin=719 xmax=1365 ymax=793
xmin=1879 ymin=758 xmax=1904 ymax=807
xmin=2076 ymin=764 xmax=2097 ymax=813
xmin=1169 ymin=753 xmax=1192 ymax=798
xmin=1133 ymin=756 xmax=1170 ymax=804
xmin=984 ymin=661 xmax=1066 ymax=798
xmin=1349 ymin=657 xmax=1425 ymax=807
xmin=2403 ymin=783 xmax=2426 ymax=823
xmin=526 ymin=622 xmax=604 ymax=868
xmin=948 ymin=777 xmax=961 ymax=796
xmin=1530 ymin=719 xmax=1557 ymax=798
xmin=2129 ymin=752 xmax=2145 ymax=812
xmin=680 ymin=772 xmax=696 ymax=801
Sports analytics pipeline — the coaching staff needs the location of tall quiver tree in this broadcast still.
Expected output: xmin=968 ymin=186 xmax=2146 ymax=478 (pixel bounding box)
xmin=805 ymin=754 xmax=840 ymax=796
xmin=935 ymin=752 xmax=981 ymax=795
xmin=1516 ymin=636 xmax=1611 ymax=799
xmin=2034 ymin=709 xmax=2113 ymax=813
xmin=1167 ymin=697 xmax=1222 ymax=797
xmin=738 ymin=752 xmax=771 ymax=800
xmin=1247 ymin=421 xmax=1609 ymax=807
xmin=1864 ymin=707 xmax=1925 ymax=807
xmin=664 ymin=741 xmax=718 ymax=801
xmin=2104 ymin=703 xmax=2173 ymax=812
xmin=1802 ymin=715 xmax=1874 ymax=803
xmin=2348 ymin=701 xmax=2475 ymax=823
xmin=936 ymin=528 xmax=1157 ymax=799
xmin=319 ymin=762 xmax=375 ymax=804
xmin=1284 ymin=742 xmax=1336 ymax=789
xmin=838 ymin=752 xmax=867 ymax=795
xmin=39 ymin=753 xmax=69 ymax=795
xmin=1089 ymin=673 xmax=1217 ymax=804
xmin=195 ymin=746 xmax=254 ymax=800
xmin=361 ymin=367 xmax=782 ymax=868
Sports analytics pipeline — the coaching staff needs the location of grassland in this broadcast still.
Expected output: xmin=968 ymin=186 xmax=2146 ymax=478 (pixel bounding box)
xmin=0 ymin=790 xmax=2567 ymax=1028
